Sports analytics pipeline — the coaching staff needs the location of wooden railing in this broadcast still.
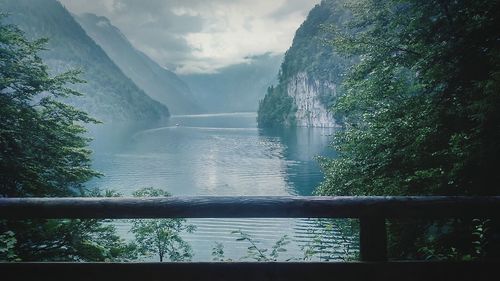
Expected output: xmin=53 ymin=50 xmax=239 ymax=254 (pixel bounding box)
xmin=1 ymin=196 xmax=500 ymax=281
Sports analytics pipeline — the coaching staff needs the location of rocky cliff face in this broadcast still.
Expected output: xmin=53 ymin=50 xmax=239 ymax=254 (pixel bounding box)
xmin=257 ymin=0 xmax=352 ymax=128
xmin=287 ymin=72 xmax=337 ymax=127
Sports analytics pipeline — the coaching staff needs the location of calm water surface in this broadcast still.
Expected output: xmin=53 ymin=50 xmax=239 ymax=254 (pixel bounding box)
xmin=88 ymin=113 xmax=357 ymax=261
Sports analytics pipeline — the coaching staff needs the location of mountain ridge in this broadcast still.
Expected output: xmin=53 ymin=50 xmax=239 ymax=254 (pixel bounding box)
xmin=1 ymin=0 xmax=170 ymax=122
xmin=181 ymin=52 xmax=282 ymax=113
xmin=76 ymin=13 xmax=203 ymax=115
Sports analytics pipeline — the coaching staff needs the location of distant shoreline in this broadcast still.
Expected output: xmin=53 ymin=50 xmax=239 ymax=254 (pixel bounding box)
xmin=172 ymin=112 xmax=257 ymax=118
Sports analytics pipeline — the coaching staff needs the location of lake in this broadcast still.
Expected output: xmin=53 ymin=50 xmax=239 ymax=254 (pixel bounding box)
xmin=88 ymin=112 xmax=357 ymax=261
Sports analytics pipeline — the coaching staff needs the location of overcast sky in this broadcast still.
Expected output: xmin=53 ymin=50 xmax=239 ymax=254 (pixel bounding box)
xmin=59 ymin=0 xmax=320 ymax=74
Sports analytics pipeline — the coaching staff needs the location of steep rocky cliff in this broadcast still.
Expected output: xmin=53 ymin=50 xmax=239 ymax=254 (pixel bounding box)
xmin=287 ymin=72 xmax=337 ymax=127
xmin=257 ymin=0 xmax=352 ymax=127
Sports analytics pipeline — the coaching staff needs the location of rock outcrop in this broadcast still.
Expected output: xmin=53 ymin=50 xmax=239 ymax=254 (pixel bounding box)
xmin=287 ymin=72 xmax=337 ymax=127
xmin=257 ymin=0 xmax=352 ymax=128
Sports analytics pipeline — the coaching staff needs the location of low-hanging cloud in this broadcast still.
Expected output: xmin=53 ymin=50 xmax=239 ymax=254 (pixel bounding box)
xmin=59 ymin=0 xmax=319 ymax=74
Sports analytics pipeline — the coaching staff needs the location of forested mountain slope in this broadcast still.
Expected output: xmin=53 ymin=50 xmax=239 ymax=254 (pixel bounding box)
xmin=1 ymin=0 xmax=169 ymax=122
xmin=76 ymin=13 xmax=202 ymax=115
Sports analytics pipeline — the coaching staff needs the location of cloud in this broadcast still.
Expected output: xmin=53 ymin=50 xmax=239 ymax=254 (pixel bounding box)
xmin=59 ymin=0 xmax=320 ymax=74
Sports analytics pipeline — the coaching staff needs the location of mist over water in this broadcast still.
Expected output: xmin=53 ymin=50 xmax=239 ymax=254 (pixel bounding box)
xmin=88 ymin=113 xmax=356 ymax=261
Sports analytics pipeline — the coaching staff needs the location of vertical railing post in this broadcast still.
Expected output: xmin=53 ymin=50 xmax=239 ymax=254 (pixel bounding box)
xmin=359 ymin=217 xmax=387 ymax=261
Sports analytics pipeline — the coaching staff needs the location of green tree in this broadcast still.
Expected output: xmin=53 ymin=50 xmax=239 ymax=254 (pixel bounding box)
xmin=0 ymin=14 xmax=99 ymax=197
xmin=257 ymin=85 xmax=295 ymax=127
xmin=317 ymin=0 xmax=500 ymax=258
xmin=131 ymin=188 xmax=195 ymax=262
xmin=0 ymin=15 xmax=133 ymax=261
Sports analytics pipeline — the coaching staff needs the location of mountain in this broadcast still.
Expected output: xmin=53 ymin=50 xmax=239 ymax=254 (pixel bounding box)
xmin=76 ymin=13 xmax=202 ymax=115
xmin=1 ymin=0 xmax=169 ymax=122
xmin=180 ymin=53 xmax=282 ymax=113
xmin=257 ymin=0 xmax=353 ymax=127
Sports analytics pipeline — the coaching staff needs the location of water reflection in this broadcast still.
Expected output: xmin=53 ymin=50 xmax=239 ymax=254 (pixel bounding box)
xmin=87 ymin=113 xmax=354 ymax=261
xmin=258 ymin=126 xmax=336 ymax=195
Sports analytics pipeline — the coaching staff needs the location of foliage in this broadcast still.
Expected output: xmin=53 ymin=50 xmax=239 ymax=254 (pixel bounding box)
xmin=0 ymin=231 xmax=18 ymax=261
xmin=318 ymin=0 xmax=500 ymax=196
xmin=0 ymin=192 xmax=136 ymax=262
xmin=257 ymin=85 xmax=295 ymax=127
xmin=3 ymin=218 xmax=136 ymax=262
xmin=278 ymin=1 xmax=352 ymax=84
xmin=0 ymin=14 xmax=100 ymax=197
xmin=230 ymin=230 xmax=290 ymax=262
xmin=0 ymin=15 xmax=134 ymax=261
xmin=317 ymin=0 xmax=500 ymax=259
xmin=415 ymin=219 xmax=491 ymax=261
xmin=212 ymin=222 xmax=358 ymax=262
xmin=211 ymin=242 xmax=232 ymax=262
xmin=130 ymin=187 xmax=195 ymax=262
xmin=300 ymin=219 xmax=358 ymax=261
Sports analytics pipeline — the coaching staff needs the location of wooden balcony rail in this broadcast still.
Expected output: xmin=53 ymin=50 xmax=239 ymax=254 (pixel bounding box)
xmin=1 ymin=196 xmax=500 ymax=281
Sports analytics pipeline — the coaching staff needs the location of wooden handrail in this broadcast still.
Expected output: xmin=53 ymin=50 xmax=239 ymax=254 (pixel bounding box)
xmin=0 ymin=261 xmax=497 ymax=281
xmin=1 ymin=196 xmax=500 ymax=219
xmin=2 ymin=196 xmax=500 ymax=280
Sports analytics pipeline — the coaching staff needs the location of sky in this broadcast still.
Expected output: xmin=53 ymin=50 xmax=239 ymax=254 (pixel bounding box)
xmin=59 ymin=0 xmax=320 ymax=74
